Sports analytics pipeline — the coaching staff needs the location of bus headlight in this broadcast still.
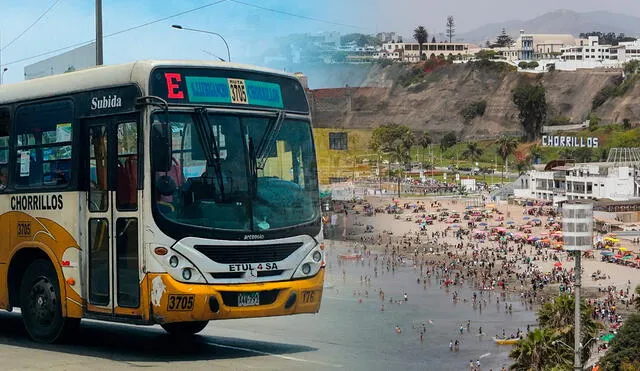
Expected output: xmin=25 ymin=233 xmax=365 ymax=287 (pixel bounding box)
xmin=182 ymin=268 xmax=192 ymax=280
xmin=151 ymin=245 xmax=206 ymax=283
xmin=312 ymin=251 xmax=322 ymax=262
xmin=292 ymin=245 xmax=324 ymax=279
xmin=169 ymin=255 xmax=179 ymax=268
xmin=301 ymin=263 xmax=311 ymax=275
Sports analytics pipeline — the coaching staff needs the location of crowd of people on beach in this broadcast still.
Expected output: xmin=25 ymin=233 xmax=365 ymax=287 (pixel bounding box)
xmin=326 ymin=194 xmax=639 ymax=370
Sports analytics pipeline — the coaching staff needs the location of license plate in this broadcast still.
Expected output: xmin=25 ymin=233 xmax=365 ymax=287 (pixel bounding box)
xmin=167 ymin=294 xmax=195 ymax=311
xmin=238 ymin=292 xmax=260 ymax=307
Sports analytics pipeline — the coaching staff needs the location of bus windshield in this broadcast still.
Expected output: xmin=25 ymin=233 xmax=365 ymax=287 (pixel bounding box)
xmin=153 ymin=111 xmax=319 ymax=233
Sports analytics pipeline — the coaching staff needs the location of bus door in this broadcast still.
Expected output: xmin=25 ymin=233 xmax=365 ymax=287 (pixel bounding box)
xmin=84 ymin=115 xmax=143 ymax=317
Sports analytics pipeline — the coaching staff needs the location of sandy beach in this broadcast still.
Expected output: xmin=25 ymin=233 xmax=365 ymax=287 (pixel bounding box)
xmin=321 ymin=193 xmax=639 ymax=369
xmin=331 ymin=194 xmax=640 ymax=293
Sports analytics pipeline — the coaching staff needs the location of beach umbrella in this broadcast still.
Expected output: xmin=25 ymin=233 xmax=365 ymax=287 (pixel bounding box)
xmin=532 ymin=218 xmax=541 ymax=222
xmin=600 ymin=251 xmax=613 ymax=256
xmin=614 ymin=254 xmax=623 ymax=259
xmin=479 ymin=222 xmax=488 ymax=226
xmin=553 ymin=262 xmax=562 ymax=267
xmin=506 ymin=221 xmax=515 ymax=224
xmin=465 ymin=205 xmax=474 ymax=209
xmin=619 ymin=247 xmax=628 ymax=252
xmin=600 ymin=333 xmax=615 ymax=342
xmin=522 ymin=216 xmax=530 ymax=220
xmin=622 ymin=255 xmax=633 ymax=260
xmin=452 ymin=224 xmax=460 ymax=228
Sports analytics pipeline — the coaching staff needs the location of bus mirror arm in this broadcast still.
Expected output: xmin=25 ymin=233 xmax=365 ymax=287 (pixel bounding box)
xmin=140 ymin=96 xmax=173 ymax=172
xmin=136 ymin=96 xmax=169 ymax=111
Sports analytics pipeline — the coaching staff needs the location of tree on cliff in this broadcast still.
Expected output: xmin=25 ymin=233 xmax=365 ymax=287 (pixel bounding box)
xmin=446 ymin=16 xmax=455 ymax=43
xmin=413 ymin=26 xmax=428 ymax=60
xmin=495 ymin=28 xmax=514 ymax=47
xmin=496 ymin=136 xmax=518 ymax=183
xmin=512 ymin=81 xmax=547 ymax=141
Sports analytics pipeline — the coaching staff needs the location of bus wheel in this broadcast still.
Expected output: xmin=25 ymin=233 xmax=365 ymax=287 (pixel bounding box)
xmin=20 ymin=259 xmax=79 ymax=343
xmin=161 ymin=321 xmax=209 ymax=335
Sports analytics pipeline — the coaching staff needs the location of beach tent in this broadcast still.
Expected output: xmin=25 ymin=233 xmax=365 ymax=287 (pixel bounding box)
xmin=553 ymin=262 xmax=562 ymax=267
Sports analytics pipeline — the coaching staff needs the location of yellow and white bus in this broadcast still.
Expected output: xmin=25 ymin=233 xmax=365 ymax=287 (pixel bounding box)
xmin=0 ymin=60 xmax=324 ymax=342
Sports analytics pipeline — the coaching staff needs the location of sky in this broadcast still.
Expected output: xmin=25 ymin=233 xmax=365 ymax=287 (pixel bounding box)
xmin=1 ymin=0 xmax=640 ymax=84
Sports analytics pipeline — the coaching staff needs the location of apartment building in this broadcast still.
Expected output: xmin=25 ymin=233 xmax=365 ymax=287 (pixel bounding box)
xmin=560 ymin=36 xmax=612 ymax=61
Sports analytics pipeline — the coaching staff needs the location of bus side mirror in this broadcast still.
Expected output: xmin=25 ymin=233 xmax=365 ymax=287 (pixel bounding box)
xmin=152 ymin=122 xmax=172 ymax=172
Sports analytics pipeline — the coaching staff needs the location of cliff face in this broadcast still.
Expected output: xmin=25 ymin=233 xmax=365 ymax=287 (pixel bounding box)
xmin=309 ymin=62 xmax=627 ymax=140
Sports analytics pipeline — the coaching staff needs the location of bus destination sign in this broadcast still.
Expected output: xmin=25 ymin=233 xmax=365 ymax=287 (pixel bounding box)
xmin=150 ymin=68 xmax=309 ymax=113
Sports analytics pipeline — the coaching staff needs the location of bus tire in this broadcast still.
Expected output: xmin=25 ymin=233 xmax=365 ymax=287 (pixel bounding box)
xmin=161 ymin=321 xmax=209 ymax=335
xmin=20 ymin=259 xmax=79 ymax=343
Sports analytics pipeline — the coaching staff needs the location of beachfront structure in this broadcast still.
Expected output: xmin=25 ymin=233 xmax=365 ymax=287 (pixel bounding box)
xmin=516 ymin=30 xmax=577 ymax=60
xmin=376 ymin=41 xmax=475 ymax=62
xmin=514 ymin=163 xmax=640 ymax=205
xmin=492 ymin=30 xmax=577 ymax=62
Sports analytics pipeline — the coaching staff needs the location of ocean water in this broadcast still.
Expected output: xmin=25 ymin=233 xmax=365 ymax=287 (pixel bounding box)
xmin=321 ymin=241 xmax=537 ymax=371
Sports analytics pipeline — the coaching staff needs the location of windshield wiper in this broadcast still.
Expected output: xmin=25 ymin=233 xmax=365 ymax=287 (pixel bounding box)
xmin=194 ymin=108 xmax=225 ymax=198
xmin=255 ymin=110 xmax=285 ymax=170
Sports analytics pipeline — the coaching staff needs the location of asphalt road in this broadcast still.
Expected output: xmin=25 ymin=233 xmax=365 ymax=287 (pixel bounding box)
xmin=0 ymin=255 xmax=525 ymax=371
xmin=0 ymin=310 xmax=344 ymax=371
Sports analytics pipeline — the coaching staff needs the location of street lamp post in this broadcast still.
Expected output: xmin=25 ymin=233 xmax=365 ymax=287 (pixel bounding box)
xmin=96 ymin=0 xmax=103 ymax=65
xmin=563 ymin=201 xmax=594 ymax=371
xmin=172 ymin=25 xmax=231 ymax=62
xmin=0 ymin=68 xmax=7 ymax=85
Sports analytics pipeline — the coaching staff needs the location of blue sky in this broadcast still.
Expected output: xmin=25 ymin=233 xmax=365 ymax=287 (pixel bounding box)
xmin=1 ymin=0 xmax=640 ymax=84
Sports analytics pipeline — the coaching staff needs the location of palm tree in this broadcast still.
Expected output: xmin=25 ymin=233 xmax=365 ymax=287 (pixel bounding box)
xmin=537 ymin=293 xmax=600 ymax=362
xmin=413 ymin=26 xmax=428 ymax=61
xmin=462 ymin=142 xmax=483 ymax=164
xmin=390 ymin=138 xmax=411 ymax=197
xmin=496 ymin=136 xmax=518 ymax=183
xmin=509 ymin=328 xmax=570 ymax=371
xmin=418 ymin=131 xmax=432 ymax=168
xmin=635 ymin=285 xmax=640 ymax=311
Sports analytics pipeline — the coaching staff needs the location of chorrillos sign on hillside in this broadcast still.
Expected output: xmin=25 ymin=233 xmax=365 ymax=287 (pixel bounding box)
xmin=541 ymin=135 xmax=599 ymax=148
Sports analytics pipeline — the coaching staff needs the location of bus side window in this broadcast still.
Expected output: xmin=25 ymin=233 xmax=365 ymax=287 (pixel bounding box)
xmin=14 ymin=100 xmax=73 ymax=188
xmin=116 ymin=122 xmax=138 ymax=210
xmin=0 ymin=108 xmax=9 ymax=189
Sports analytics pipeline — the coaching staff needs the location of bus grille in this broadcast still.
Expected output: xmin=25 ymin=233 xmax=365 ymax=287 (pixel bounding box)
xmin=194 ymin=243 xmax=303 ymax=264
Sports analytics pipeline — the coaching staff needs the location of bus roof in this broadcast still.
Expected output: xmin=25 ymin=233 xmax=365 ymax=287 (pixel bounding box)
xmin=0 ymin=60 xmax=299 ymax=105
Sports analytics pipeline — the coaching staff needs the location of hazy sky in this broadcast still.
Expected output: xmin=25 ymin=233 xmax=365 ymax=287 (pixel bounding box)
xmin=1 ymin=0 xmax=640 ymax=83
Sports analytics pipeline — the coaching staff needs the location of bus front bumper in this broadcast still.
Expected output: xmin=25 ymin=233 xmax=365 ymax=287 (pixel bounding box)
xmin=147 ymin=269 xmax=324 ymax=324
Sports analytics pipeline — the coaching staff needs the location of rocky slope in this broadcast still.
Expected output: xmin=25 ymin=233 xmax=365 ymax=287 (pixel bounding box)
xmin=309 ymin=62 xmax=629 ymax=140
